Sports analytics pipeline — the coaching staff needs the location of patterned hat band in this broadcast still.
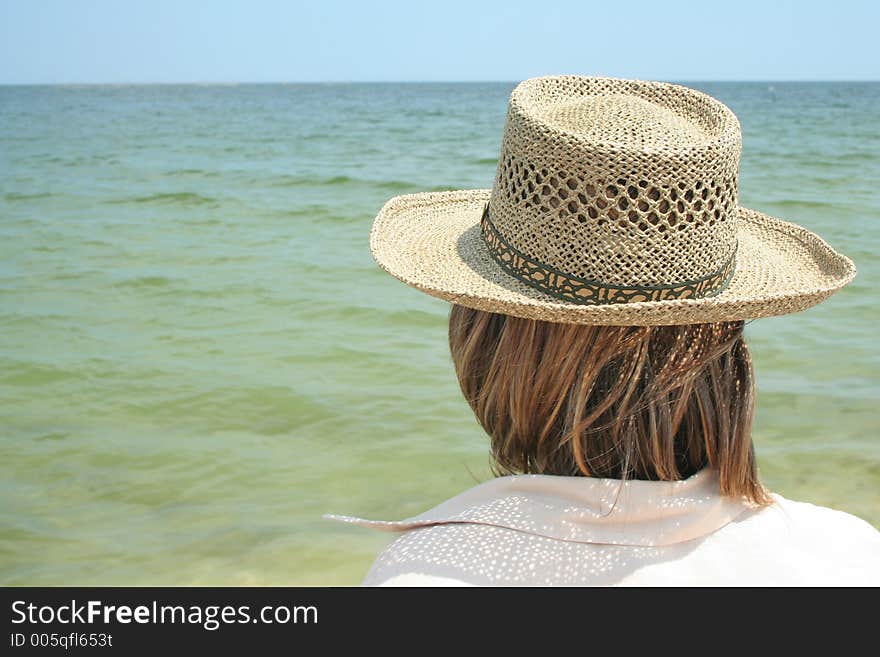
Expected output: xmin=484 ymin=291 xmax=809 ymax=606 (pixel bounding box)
xmin=480 ymin=204 xmax=738 ymax=305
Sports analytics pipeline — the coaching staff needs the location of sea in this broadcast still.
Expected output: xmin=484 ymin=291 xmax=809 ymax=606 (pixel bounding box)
xmin=1 ymin=82 xmax=878 ymax=585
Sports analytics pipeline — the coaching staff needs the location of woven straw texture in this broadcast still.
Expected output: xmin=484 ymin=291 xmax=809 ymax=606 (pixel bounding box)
xmin=370 ymin=76 xmax=855 ymax=325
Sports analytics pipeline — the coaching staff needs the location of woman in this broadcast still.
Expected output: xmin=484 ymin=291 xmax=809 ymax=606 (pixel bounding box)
xmin=328 ymin=76 xmax=880 ymax=586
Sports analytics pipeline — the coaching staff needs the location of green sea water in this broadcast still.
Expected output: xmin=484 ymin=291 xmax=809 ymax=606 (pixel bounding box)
xmin=1 ymin=82 xmax=878 ymax=585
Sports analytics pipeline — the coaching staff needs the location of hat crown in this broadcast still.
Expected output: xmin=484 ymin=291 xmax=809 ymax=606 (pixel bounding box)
xmin=486 ymin=76 xmax=742 ymax=302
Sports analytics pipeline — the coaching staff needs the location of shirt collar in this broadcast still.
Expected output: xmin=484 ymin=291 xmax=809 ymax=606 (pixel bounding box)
xmin=325 ymin=468 xmax=754 ymax=547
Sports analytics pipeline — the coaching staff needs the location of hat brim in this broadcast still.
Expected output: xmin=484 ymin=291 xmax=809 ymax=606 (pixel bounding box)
xmin=370 ymin=189 xmax=856 ymax=325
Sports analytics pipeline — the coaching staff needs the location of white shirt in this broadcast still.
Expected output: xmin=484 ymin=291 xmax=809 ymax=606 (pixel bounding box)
xmin=326 ymin=468 xmax=880 ymax=586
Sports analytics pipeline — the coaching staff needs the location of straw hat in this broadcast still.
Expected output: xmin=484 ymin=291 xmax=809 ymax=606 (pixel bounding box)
xmin=370 ymin=76 xmax=855 ymax=325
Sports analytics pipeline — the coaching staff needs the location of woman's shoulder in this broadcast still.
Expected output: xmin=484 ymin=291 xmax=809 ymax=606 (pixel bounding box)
xmin=709 ymin=493 xmax=880 ymax=582
xmin=333 ymin=473 xmax=880 ymax=586
xmin=756 ymin=493 xmax=880 ymax=541
xmin=360 ymin=494 xmax=880 ymax=587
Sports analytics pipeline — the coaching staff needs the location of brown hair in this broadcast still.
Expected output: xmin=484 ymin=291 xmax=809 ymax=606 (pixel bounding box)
xmin=448 ymin=305 xmax=771 ymax=505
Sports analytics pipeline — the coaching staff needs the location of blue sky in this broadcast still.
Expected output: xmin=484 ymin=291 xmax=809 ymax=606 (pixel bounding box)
xmin=1 ymin=0 xmax=878 ymax=83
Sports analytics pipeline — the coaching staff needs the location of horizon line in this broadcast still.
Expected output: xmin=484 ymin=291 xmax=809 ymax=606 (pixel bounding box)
xmin=1 ymin=78 xmax=879 ymax=87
